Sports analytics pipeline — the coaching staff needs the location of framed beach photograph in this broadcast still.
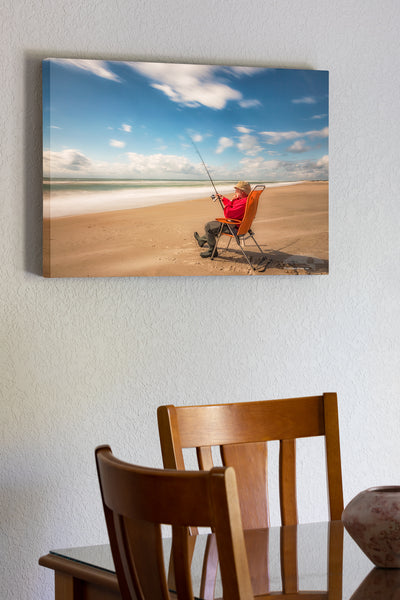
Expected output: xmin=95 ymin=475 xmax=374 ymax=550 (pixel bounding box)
xmin=42 ymin=59 xmax=329 ymax=277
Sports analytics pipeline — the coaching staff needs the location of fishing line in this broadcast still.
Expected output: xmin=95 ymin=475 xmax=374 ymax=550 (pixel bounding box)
xmin=190 ymin=138 xmax=224 ymax=210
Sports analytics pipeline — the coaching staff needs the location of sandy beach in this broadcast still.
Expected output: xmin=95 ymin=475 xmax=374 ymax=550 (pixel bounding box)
xmin=43 ymin=181 xmax=328 ymax=277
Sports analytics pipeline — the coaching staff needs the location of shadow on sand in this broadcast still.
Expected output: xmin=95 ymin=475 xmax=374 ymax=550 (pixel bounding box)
xmin=213 ymin=243 xmax=328 ymax=275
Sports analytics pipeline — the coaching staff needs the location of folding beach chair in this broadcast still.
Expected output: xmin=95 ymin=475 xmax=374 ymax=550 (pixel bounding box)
xmin=211 ymin=184 xmax=266 ymax=270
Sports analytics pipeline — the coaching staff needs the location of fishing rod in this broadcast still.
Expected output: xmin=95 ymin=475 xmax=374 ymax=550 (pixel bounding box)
xmin=190 ymin=138 xmax=224 ymax=210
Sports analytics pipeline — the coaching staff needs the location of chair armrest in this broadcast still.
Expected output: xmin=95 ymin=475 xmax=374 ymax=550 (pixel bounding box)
xmin=216 ymin=218 xmax=241 ymax=225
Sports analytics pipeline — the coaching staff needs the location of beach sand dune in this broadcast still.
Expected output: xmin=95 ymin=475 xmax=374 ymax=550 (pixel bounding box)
xmin=43 ymin=181 xmax=328 ymax=277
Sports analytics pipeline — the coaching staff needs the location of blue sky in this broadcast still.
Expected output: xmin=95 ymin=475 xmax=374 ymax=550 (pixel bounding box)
xmin=43 ymin=59 xmax=328 ymax=181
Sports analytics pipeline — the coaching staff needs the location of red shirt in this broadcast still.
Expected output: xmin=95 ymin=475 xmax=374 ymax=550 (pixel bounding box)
xmin=222 ymin=195 xmax=247 ymax=220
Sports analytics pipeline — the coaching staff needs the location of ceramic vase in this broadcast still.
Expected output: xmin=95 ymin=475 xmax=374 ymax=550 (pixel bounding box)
xmin=342 ymin=486 xmax=400 ymax=568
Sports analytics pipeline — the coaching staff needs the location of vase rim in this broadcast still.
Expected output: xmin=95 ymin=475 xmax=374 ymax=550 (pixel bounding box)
xmin=365 ymin=485 xmax=400 ymax=493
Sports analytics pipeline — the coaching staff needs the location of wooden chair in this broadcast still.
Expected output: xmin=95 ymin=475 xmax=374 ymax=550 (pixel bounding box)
xmin=95 ymin=445 xmax=254 ymax=600
xmin=157 ymin=393 xmax=343 ymax=529
xmin=211 ymin=184 xmax=266 ymax=270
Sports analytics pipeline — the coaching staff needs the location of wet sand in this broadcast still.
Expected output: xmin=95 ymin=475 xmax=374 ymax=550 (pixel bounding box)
xmin=43 ymin=181 xmax=328 ymax=277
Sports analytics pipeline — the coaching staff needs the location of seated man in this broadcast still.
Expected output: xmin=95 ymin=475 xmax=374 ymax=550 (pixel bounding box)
xmin=194 ymin=181 xmax=251 ymax=258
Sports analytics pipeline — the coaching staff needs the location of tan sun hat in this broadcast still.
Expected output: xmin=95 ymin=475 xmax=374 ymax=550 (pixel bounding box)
xmin=234 ymin=181 xmax=251 ymax=195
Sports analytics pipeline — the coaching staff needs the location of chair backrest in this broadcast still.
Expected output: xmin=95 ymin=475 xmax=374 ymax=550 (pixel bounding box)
xmin=157 ymin=393 xmax=343 ymax=529
xmin=236 ymin=184 xmax=265 ymax=236
xmin=95 ymin=445 xmax=254 ymax=600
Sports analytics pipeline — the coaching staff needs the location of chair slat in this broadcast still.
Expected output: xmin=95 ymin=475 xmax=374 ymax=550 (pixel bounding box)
xmin=197 ymin=446 xmax=214 ymax=471
xmin=199 ymin=534 xmax=219 ymax=600
xmin=279 ymin=439 xmax=298 ymax=526
xmin=221 ymin=442 xmax=269 ymax=529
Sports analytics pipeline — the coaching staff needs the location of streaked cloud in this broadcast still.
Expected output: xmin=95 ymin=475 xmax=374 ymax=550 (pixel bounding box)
xmin=261 ymin=127 xmax=328 ymax=144
xmin=227 ymin=66 xmax=266 ymax=76
xmin=49 ymin=59 xmax=121 ymax=82
xmin=43 ymin=148 xmax=203 ymax=179
xmin=44 ymin=145 xmax=329 ymax=181
xmin=287 ymin=140 xmax=310 ymax=153
xmin=306 ymin=127 xmax=329 ymax=139
xmin=110 ymin=139 xmax=126 ymax=148
xmin=236 ymin=126 xmax=253 ymax=134
xmin=127 ymin=62 xmax=242 ymax=109
xmin=125 ymin=152 xmax=201 ymax=176
xmin=216 ymin=137 xmax=234 ymax=154
xmin=316 ymin=155 xmax=329 ymax=168
xmin=240 ymin=154 xmax=328 ymax=180
xmin=311 ymin=113 xmax=328 ymax=120
xmin=43 ymin=149 xmax=92 ymax=175
xmin=239 ymin=99 xmax=262 ymax=108
xmin=292 ymin=96 xmax=316 ymax=104
xmin=261 ymin=130 xmax=301 ymax=143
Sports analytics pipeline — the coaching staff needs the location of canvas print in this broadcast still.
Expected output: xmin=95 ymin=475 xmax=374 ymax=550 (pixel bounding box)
xmin=43 ymin=59 xmax=329 ymax=277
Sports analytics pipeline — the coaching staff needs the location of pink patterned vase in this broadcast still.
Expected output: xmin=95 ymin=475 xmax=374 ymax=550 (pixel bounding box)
xmin=342 ymin=486 xmax=400 ymax=568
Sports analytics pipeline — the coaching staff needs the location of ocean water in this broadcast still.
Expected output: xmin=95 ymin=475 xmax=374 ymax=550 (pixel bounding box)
xmin=43 ymin=179 xmax=304 ymax=218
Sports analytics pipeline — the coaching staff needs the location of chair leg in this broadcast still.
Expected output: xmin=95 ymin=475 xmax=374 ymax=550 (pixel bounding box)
xmin=210 ymin=225 xmax=224 ymax=260
xmin=200 ymin=534 xmax=218 ymax=600
xmin=211 ymin=225 xmax=234 ymax=260
xmin=236 ymin=243 xmax=256 ymax=270
xmin=248 ymin=232 xmax=266 ymax=257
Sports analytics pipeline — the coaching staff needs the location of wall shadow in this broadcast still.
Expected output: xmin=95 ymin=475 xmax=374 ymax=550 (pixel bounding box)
xmin=23 ymin=53 xmax=44 ymax=275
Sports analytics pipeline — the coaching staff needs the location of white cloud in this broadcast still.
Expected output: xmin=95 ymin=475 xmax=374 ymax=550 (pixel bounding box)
xmin=316 ymin=155 xmax=329 ymax=168
xmin=287 ymin=140 xmax=310 ymax=153
xmin=43 ymin=149 xmax=92 ymax=176
xmin=216 ymin=137 xmax=234 ymax=154
xmin=43 ymin=146 xmax=329 ymax=182
xmin=49 ymin=59 xmax=121 ymax=82
xmin=43 ymin=148 xmax=204 ymax=179
xmin=261 ymin=127 xmax=328 ymax=144
xmin=237 ymin=134 xmax=263 ymax=156
xmin=306 ymin=127 xmax=329 ymax=139
xmin=292 ymin=96 xmax=316 ymax=104
xmin=110 ymin=139 xmax=126 ymax=148
xmin=125 ymin=152 xmax=202 ymax=177
xmin=239 ymin=99 xmax=262 ymax=108
xmin=311 ymin=114 xmax=328 ymax=120
xmin=227 ymin=66 xmax=266 ymax=76
xmin=121 ymin=124 xmax=132 ymax=132
xmin=240 ymin=155 xmax=328 ymax=181
xmin=261 ymin=131 xmax=302 ymax=143
xmin=50 ymin=125 xmax=61 ymax=129
xmin=236 ymin=126 xmax=252 ymax=134
xmin=191 ymin=133 xmax=203 ymax=142
xmin=127 ymin=62 xmax=242 ymax=109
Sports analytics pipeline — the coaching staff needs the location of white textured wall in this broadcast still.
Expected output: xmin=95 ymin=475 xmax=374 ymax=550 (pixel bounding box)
xmin=1 ymin=1 xmax=400 ymax=599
